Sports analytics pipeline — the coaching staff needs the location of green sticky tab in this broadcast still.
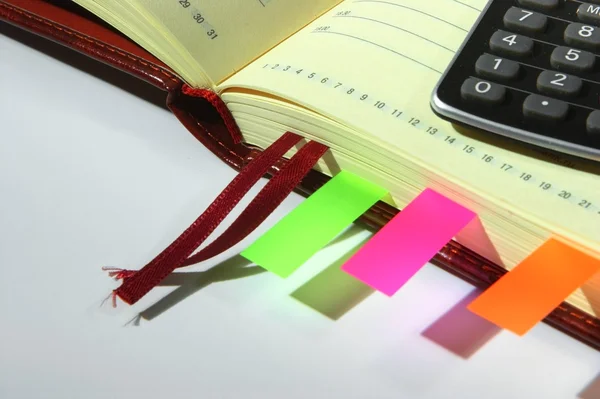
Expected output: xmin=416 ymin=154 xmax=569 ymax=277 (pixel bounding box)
xmin=241 ymin=171 xmax=387 ymax=277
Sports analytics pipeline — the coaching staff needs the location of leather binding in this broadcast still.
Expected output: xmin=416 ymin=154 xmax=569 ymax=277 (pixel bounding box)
xmin=2 ymin=0 xmax=598 ymax=350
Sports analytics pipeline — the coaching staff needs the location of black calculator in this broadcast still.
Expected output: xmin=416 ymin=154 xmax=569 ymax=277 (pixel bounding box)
xmin=432 ymin=0 xmax=600 ymax=162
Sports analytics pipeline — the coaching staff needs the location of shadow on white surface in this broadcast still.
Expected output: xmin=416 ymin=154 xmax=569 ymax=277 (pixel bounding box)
xmin=579 ymin=372 xmax=600 ymax=399
xmin=421 ymin=289 xmax=501 ymax=359
xmin=126 ymin=255 xmax=263 ymax=324
xmin=291 ymin=234 xmax=375 ymax=320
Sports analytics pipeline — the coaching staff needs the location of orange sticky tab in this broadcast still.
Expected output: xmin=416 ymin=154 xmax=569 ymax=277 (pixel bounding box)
xmin=467 ymin=238 xmax=600 ymax=336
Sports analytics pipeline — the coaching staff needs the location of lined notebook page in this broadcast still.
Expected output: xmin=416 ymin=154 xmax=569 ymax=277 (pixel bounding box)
xmin=221 ymin=0 xmax=600 ymax=253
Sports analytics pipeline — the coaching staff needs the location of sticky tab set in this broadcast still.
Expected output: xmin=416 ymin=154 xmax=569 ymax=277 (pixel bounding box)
xmin=341 ymin=188 xmax=476 ymax=296
xmin=241 ymin=171 xmax=387 ymax=277
xmin=241 ymin=170 xmax=600 ymax=338
xmin=467 ymin=238 xmax=600 ymax=335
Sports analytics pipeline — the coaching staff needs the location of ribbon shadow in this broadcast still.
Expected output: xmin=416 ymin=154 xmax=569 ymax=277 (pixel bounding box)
xmin=131 ymin=255 xmax=264 ymax=323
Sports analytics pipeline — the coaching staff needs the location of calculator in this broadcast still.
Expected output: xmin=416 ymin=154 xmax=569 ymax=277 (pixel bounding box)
xmin=431 ymin=0 xmax=600 ymax=162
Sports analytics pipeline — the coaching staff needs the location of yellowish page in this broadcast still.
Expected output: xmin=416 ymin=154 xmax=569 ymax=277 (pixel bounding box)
xmin=135 ymin=0 xmax=341 ymax=85
xmin=220 ymin=0 xmax=600 ymax=255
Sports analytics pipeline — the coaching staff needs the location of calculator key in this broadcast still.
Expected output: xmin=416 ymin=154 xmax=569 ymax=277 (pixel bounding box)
xmin=517 ymin=0 xmax=559 ymax=11
xmin=489 ymin=30 xmax=534 ymax=57
xmin=586 ymin=110 xmax=600 ymax=139
xmin=461 ymin=78 xmax=506 ymax=105
xmin=550 ymin=47 xmax=596 ymax=73
xmin=504 ymin=7 xmax=547 ymax=34
xmin=536 ymin=71 xmax=582 ymax=97
xmin=577 ymin=3 xmax=600 ymax=25
xmin=523 ymin=94 xmax=569 ymax=122
xmin=564 ymin=23 xmax=600 ymax=51
xmin=475 ymin=55 xmax=520 ymax=80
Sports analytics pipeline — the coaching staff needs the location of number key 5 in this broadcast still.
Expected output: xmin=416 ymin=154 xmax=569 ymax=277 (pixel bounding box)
xmin=550 ymin=46 xmax=596 ymax=73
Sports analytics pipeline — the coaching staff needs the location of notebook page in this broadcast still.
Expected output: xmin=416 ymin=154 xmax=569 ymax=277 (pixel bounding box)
xmin=220 ymin=0 xmax=600 ymax=253
xmin=134 ymin=0 xmax=340 ymax=84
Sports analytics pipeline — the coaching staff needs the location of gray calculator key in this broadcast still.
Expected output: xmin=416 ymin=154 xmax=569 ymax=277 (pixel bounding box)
xmin=577 ymin=3 xmax=600 ymax=25
xmin=461 ymin=78 xmax=506 ymax=105
xmin=523 ymin=94 xmax=569 ymax=122
xmin=550 ymin=46 xmax=596 ymax=73
xmin=536 ymin=70 xmax=582 ymax=97
xmin=475 ymin=55 xmax=520 ymax=80
xmin=517 ymin=0 xmax=559 ymax=11
xmin=490 ymin=30 xmax=534 ymax=57
xmin=586 ymin=110 xmax=600 ymax=138
xmin=504 ymin=7 xmax=547 ymax=34
xmin=564 ymin=23 xmax=600 ymax=51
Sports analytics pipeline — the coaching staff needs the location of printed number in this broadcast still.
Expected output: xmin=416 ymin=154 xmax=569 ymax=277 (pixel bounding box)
xmin=482 ymin=154 xmax=494 ymax=162
xmin=493 ymin=58 xmax=502 ymax=70
xmin=409 ymin=118 xmax=420 ymax=126
xmin=503 ymin=34 xmax=517 ymax=46
xmin=271 ymin=64 xmax=279 ymax=69
xmin=427 ymin=127 xmax=438 ymax=135
xmin=335 ymin=82 xmax=343 ymax=88
xmin=296 ymin=69 xmax=304 ymax=74
xmin=336 ymin=10 xmax=351 ymax=16
xmin=321 ymin=78 xmax=329 ymax=84
xmin=475 ymin=81 xmax=491 ymax=94
xmin=347 ymin=88 xmax=355 ymax=94
xmin=308 ymin=73 xmax=316 ymax=78
xmin=360 ymin=94 xmax=369 ymax=100
xmin=444 ymin=136 xmax=456 ymax=144
xmin=179 ymin=0 xmax=190 ymax=7
xmin=565 ymin=49 xmax=580 ymax=61
xmin=463 ymin=145 xmax=474 ymax=153
xmin=539 ymin=182 xmax=552 ymax=190
xmin=579 ymin=199 xmax=592 ymax=209
xmin=520 ymin=10 xmax=533 ymax=21
xmin=194 ymin=13 xmax=205 ymax=23
xmin=550 ymin=73 xmax=567 ymax=86
xmin=501 ymin=163 xmax=512 ymax=171
xmin=558 ymin=190 xmax=572 ymax=199
xmin=207 ymin=29 xmax=218 ymax=39
xmin=374 ymin=101 xmax=385 ymax=109
xmin=392 ymin=109 xmax=403 ymax=117
xmin=579 ymin=25 xmax=594 ymax=38
xmin=283 ymin=65 xmax=291 ymax=71
xmin=520 ymin=173 xmax=532 ymax=181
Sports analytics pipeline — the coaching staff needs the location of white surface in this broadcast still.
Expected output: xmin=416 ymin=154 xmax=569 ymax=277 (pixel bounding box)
xmin=0 ymin=31 xmax=599 ymax=399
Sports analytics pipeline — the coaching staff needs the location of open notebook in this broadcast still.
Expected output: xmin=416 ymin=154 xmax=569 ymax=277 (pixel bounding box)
xmin=72 ymin=0 xmax=600 ymax=316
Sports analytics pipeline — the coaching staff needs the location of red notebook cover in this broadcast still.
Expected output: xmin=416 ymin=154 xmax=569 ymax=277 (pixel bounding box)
xmin=1 ymin=0 xmax=598 ymax=350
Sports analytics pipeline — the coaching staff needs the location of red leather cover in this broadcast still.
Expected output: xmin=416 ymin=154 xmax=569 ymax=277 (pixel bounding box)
xmin=2 ymin=0 xmax=598 ymax=350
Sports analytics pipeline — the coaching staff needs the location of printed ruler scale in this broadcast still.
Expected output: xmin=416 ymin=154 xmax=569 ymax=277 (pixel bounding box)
xmin=260 ymin=61 xmax=600 ymax=217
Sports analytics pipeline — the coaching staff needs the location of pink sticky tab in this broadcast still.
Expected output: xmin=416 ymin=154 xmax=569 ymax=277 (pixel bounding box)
xmin=341 ymin=188 xmax=476 ymax=296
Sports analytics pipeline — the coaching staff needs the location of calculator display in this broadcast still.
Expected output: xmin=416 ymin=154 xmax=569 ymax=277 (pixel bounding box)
xmin=432 ymin=0 xmax=600 ymax=162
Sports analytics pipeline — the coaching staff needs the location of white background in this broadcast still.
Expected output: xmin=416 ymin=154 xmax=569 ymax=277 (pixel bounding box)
xmin=1 ymin=23 xmax=599 ymax=399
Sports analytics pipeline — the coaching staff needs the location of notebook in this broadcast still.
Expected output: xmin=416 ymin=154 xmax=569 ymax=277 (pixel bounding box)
xmin=70 ymin=0 xmax=599 ymax=314
xmin=1 ymin=0 xmax=598 ymax=346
